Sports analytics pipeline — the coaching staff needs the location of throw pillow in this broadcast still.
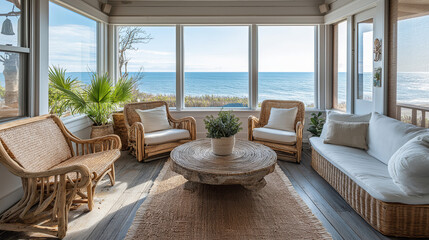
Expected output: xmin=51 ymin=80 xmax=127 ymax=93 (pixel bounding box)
xmin=264 ymin=107 xmax=298 ymax=132
xmin=320 ymin=111 xmax=371 ymax=139
xmin=388 ymin=134 xmax=429 ymax=196
xmin=135 ymin=106 xmax=171 ymax=133
xmin=323 ymin=120 xmax=369 ymax=150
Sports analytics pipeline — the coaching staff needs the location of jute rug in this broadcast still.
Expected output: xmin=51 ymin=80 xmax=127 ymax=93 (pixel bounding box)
xmin=126 ymin=160 xmax=331 ymax=240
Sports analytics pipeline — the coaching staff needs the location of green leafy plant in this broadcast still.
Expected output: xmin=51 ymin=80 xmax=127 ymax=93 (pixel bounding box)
xmin=49 ymin=67 xmax=80 ymax=117
xmin=49 ymin=66 xmax=136 ymax=126
xmin=204 ymin=110 xmax=243 ymax=138
xmin=307 ymin=112 xmax=325 ymax=137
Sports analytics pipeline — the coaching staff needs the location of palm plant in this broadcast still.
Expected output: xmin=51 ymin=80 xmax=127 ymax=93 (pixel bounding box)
xmin=49 ymin=66 xmax=136 ymax=126
xmin=48 ymin=67 xmax=80 ymax=117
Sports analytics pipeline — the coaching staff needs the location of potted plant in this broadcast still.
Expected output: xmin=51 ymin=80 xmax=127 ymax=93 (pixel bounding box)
xmin=307 ymin=112 xmax=325 ymax=137
xmin=49 ymin=66 xmax=136 ymax=137
xmin=204 ymin=110 xmax=243 ymax=156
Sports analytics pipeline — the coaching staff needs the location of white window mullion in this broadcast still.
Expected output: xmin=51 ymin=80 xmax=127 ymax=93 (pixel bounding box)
xmin=108 ymin=25 xmax=118 ymax=83
xmin=176 ymin=25 xmax=184 ymax=111
xmin=250 ymin=24 xmax=258 ymax=110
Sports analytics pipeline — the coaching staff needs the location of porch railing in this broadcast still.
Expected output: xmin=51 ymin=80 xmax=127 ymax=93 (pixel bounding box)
xmin=396 ymin=103 xmax=429 ymax=127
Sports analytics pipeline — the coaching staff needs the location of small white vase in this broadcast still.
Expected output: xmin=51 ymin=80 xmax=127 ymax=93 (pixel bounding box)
xmin=211 ymin=136 xmax=235 ymax=156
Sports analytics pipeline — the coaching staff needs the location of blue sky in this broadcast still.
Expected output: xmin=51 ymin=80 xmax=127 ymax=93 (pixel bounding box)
xmin=29 ymin=1 xmax=429 ymax=75
xmin=49 ymin=2 xmax=97 ymax=72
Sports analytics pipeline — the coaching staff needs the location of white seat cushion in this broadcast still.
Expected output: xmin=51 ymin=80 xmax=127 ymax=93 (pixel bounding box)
xmin=253 ymin=128 xmax=296 ymax=145
xmin=310 ymin=137 xmax=429 ymax=204
xmin=367 ymin=112 xmax=428 ymax=165
xmin=144 ymin=129 xmax=190 ymax=145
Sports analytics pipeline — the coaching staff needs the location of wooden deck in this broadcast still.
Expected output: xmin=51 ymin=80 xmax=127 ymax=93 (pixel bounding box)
xmin=0 ymin=148 xmax=409 ymax=240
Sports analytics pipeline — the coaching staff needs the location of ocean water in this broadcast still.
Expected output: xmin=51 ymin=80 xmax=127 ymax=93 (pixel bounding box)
xmin=0 ymin=71 xmax=427 ymax=106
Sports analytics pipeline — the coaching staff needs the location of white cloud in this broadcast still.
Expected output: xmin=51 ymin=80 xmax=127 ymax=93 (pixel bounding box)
xmin=49 ymin=24 xmax=97 ymax=72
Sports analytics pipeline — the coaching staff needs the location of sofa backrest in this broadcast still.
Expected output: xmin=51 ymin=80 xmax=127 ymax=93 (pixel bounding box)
xmin=0 ymin=116 xmax=72 ymax=172
xmin=367 ymin=112 xmax=429 ymax=165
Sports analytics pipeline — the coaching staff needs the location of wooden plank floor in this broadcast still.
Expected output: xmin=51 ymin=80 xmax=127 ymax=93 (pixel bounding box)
xmin=0 ymin=149 xmax=415 ymax=240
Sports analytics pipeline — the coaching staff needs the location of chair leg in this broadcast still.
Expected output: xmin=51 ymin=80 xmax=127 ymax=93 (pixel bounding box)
xmin=57 ymin=175 xmax=68 ymax=239
xmin=107 ymin=164 xmax=115 ymax=186
xmin=86 ymin=182 xmax=93 ymax=211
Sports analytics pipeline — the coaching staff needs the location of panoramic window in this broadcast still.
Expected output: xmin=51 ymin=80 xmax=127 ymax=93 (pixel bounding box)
xmin=117 ymin=26 xmax=176 ymax=106
xmin=258 ymin=26 xmax=316 ymax=108
xmin=0 ymin=0 xmax=28 ymax=119
xmin=333 ymin=21 xmax=348 ymax=111
xmin=356 ymin=19 xmax=373 ymax=101
xmin=389 ymin=0 xmax=429 ymax=126
xmin=49 ymin=2 xmax=97 ymax=81
xmin=183 ymin=26 xmax=249 ymax=108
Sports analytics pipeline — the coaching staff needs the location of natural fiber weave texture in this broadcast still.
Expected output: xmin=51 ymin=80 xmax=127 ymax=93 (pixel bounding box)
xmin=0 ymin=118 xmax=71 ymax=171
xmin=126 ymin=160 xmax=331 ymax=240
xmin=311 ymin=148 xmax=429 ymax=238
xmin=50 ymin=149 xmax=120 ymax=178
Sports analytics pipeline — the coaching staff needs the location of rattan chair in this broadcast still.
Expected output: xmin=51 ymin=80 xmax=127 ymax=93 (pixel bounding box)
xmin=124 ymin=101 xmax=196 ymax=162
xmin=0 ymin=115 xmax=121 ymax=239
xmin=248 ymin=100 xmax=305 ymax=163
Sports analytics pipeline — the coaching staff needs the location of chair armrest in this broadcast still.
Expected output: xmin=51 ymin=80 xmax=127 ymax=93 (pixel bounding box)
xmin=248 ymin=115 xmax=260 ymax=140
xmin=169 ymin=116 xmax=197 ymax=140
xmin=129 ymin=122 xmax=145 ymax=143
xmin=67 ymin=134 xmax=122 ymax=155
xmin=24 ymin=164 xmax=91 ymax=189
xmin=296 ymin=121 xmax=304 ymax=141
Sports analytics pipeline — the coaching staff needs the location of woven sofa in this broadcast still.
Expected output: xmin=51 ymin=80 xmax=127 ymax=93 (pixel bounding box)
xmin=310 ymin=112 xmax=429 ymax=238
xmin=0 ymin=115 xmax=121 ymax=238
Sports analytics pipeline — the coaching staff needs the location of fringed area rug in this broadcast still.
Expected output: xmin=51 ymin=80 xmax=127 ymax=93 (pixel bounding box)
xmin=126 ymin=160 xmax=331 ymax=240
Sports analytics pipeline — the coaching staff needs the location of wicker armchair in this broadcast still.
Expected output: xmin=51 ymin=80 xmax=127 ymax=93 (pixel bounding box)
xmin=0 ymin=115 xmax=121 ymax=238
xmin=124 ymin=101 xmax=196 ymax=162
xmin=248 ymin=100 xmax=305 ymax=163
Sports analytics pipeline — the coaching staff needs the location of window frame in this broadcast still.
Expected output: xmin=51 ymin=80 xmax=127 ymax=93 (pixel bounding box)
xmin=332 ymin=20 xmax=348 ymax=112
xmin=113 ymin=24 xmax=319 ymax=111
xmin=0 ymin=0 xmax=30 ymax=122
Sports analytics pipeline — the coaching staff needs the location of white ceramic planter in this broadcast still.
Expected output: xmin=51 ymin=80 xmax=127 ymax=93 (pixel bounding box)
xmin=211 ymin=136 xmax=235 ymax=156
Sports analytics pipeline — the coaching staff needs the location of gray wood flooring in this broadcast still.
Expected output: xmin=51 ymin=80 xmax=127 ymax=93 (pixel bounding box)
xmin=0 ymin=148 xmax=414 ymax=240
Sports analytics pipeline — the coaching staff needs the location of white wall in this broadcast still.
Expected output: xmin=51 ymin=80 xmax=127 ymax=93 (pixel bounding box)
xmin=0 ymin=116 xmax=93 ymax=214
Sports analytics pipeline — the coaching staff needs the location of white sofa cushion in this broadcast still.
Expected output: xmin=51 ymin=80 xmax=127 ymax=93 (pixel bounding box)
xmin=323 ymin=121 xmax=369 ymax=150
xmin=388 ymin=135 xmax=429 ymax=196
xmin=310 ymin=137 xmax=429 ymax=204
xmin=136 ymin=106 xmax=171 ymax=133
xmin=264 ymin=107 xmax=298 ymax=132
xmin=253 ymin=128 xmax=296 ymax=145
xmin=367 ymin=112 xmax=428 ymax=165
xmin=144 ymin=129 xmax=190 ymax=145
xmin=320 ymin=111 xmax=371 ymax=139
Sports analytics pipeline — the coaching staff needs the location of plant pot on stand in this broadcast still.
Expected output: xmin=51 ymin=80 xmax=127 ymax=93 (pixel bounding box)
xmin=211 ymin=135 xmax=236 ymax=156
xmin=204 ymin=110 xmax=242 ymax=156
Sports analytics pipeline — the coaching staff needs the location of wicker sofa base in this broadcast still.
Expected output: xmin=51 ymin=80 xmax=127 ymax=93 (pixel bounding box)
xmin=311 ymin=148 xmax=429 ymax=238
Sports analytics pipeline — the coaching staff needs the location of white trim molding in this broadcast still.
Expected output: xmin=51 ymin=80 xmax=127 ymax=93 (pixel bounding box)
xmin=324 ymin=0 xmax=377 ymax=25
xmin=51 ymin=0 xmax=109 ymax=23
xmin=109 ymin=16 xmax=324 ymax=25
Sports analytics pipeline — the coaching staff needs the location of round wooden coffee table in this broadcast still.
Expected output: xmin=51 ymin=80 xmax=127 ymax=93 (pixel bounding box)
xmin=170 ymin=139 xmax=277 ymax=190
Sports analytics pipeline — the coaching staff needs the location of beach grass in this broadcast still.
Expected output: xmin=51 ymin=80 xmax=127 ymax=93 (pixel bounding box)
xmin=132 ymin=91 xmax=315 ymax=108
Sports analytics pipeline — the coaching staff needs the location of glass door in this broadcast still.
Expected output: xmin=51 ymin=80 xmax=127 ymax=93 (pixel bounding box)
xmin=354 ymin=9 xmax=375 ymax=114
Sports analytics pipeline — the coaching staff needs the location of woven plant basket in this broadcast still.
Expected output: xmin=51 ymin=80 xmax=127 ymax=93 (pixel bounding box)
xmin=90 ymin=123 xmax=114 ymax=138
xmin=113 ymin=112 xmax=129 ymax=150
